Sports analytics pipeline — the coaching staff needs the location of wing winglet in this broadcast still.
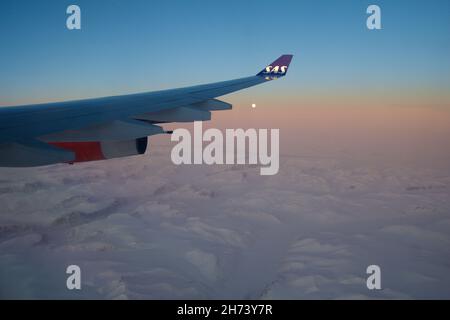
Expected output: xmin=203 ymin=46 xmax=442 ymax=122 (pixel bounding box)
xmin=256 ymin=54 xmax=294 ymax=78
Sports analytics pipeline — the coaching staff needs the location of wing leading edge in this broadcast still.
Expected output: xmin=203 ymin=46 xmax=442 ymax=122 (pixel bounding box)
xmin=0 ymin=54 xmax=293 ymax=167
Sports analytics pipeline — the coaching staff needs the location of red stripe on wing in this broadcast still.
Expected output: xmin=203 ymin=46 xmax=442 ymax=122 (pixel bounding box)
xmin=49 ymin=142 xmax=105 ymax=163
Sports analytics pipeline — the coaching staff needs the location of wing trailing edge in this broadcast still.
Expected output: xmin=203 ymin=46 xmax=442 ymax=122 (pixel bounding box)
xmin=39 ymin=119 xmax=163 ymax=142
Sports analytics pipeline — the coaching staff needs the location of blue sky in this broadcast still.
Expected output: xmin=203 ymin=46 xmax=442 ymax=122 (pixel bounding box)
xmin=0 ymin=0 xmax=449 ymax=105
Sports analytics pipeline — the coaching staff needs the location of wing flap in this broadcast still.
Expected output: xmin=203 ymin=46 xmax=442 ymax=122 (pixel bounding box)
xmin=0 ymin=140 xmax=74 ymax=167
xmin=135 ymin=106 xmax=211 ymax=123
xmin=190 ymin=99 xmax=232 ymax=111
xmin=39 ymin=119 xmax=164 ymax=142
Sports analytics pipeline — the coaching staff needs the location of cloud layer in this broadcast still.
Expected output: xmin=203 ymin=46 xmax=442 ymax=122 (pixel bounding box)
xmin=1 ymin=141 xmax=450 ymax=299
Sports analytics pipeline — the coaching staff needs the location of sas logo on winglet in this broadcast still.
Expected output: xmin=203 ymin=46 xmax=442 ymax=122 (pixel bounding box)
xmin=262 ymin=65 xmax=288 ymax=75
xmin=256 ymin=55 xmax=293 ymax=79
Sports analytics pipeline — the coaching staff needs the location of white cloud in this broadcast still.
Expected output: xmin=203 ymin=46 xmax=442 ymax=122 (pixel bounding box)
xmin=1 ymin=146 xmax=450 ymax=299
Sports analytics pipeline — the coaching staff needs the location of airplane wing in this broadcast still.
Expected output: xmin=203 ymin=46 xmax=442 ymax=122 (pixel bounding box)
xmin=0 ymin=54 xmax=293 ymax=167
